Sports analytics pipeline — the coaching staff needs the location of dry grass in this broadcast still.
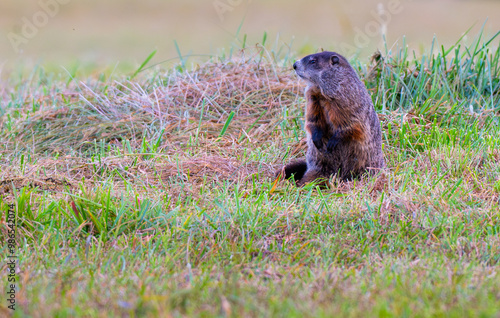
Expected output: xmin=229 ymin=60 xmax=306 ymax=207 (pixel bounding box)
xmin=2 ymin=56 xmax=302 ymax=155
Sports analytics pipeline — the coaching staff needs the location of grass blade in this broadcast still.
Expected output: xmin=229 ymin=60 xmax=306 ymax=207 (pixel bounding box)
xmin=131 ymin=50 xmax=157 ymax=79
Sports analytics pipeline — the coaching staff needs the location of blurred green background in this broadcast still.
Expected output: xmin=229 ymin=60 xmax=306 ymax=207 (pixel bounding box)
xmin=1 ymin=0 xmax=500 ymax=73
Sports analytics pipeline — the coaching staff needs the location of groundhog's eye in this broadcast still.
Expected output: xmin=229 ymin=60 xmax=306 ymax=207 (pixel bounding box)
xmin=331 ymin=56 xmax=340 ymax=65
xmin=309 ymin=59 xmax=317 ymax=65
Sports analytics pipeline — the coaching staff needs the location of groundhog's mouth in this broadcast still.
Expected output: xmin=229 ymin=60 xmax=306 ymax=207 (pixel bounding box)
xmin=295 ymin=71 xmax=307 ymax=80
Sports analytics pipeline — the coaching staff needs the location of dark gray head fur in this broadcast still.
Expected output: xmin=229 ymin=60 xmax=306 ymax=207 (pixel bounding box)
xmin=293 ymin=51 xmax=363 ymax=102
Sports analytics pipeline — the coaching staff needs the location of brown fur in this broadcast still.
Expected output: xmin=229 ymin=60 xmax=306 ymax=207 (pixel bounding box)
xmin=277 ymin=51 xmax=385 ymax=186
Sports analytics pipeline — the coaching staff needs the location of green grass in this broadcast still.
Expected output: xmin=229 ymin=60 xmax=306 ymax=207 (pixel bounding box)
xmin=1 ymin=31 xmax=500 ymax=317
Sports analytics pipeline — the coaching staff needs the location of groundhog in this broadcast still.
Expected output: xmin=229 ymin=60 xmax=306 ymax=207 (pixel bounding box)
xmin=278 ymin=51 xmax=385 ymax=186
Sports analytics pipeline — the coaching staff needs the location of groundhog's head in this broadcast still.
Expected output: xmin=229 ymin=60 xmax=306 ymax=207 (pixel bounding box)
xmin=293 ymin=51 xmax=358 ymax=99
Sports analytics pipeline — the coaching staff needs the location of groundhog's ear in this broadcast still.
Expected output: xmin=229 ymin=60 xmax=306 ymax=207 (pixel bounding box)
xmin=331 ymin=56 xmax=340 ymax=65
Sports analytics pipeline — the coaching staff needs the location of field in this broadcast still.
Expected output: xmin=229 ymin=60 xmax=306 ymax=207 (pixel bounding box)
xmin=1 ymin=30 xmax=500 ymax=317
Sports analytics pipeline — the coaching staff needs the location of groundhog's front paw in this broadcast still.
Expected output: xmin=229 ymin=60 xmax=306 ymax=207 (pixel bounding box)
xmin=326 ymin=134 xmax=340 ymax=152
xmin=312 ymin=130 xmax=324 ymax=150
xmin=313 ymin=138 xmax=324 ymax=151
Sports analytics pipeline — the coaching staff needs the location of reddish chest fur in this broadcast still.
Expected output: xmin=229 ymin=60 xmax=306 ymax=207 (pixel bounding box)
xmin=305 ymin=89 xmax=366 ymax=143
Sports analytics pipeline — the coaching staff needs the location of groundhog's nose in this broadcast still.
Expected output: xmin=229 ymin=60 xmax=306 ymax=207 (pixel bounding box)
xmin=293 ymin=62 xmax=297 ymax=70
